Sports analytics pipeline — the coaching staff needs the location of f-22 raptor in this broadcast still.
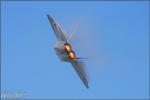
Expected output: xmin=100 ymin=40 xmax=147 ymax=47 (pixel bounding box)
xmin=47 ymin=15 xmax=89 ymax=88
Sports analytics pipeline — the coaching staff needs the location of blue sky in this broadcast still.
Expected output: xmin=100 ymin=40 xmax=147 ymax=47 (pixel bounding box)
xmin=1 ymin=1 xmax=149 ymax=99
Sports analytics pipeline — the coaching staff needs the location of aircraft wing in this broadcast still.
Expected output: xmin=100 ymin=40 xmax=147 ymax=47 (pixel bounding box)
xmin=47 ymin=15 xmax=67 ymax=41
xmin=71 ymin=61 xmax=89 ymax=88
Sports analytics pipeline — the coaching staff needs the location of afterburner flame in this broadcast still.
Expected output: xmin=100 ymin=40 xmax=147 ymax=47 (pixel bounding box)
xmin=65 ymin=44 xmax=72 ymax=52
xmin=64 ymin=43 xmax=76 ymax=59
xmin=69 ymin=52 xmax=76 ymax=59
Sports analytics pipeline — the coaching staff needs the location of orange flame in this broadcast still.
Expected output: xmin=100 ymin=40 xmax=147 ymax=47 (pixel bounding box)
xmin=69 ymin=52 xmax=76 ymax=59
xmin=65 ymin=45 xmax=72 ymax=52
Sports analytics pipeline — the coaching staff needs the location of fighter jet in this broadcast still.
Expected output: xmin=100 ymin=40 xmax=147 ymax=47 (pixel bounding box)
xmin=47 ymin=15 xmax=89 ymax=88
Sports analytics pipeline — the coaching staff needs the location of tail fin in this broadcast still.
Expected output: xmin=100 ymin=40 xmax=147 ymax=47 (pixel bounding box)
xmin=67 ymin=25 xmax=79 ymax=41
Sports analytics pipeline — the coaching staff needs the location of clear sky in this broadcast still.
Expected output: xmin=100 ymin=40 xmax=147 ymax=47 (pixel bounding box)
xmin=1 ymin=1 xmax=149 ymax=99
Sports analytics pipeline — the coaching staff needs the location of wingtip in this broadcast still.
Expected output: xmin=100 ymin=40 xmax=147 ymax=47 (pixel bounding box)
xmin=84 ymin=83 xmax=89 ymax=89
xmin=47 ymin=14 xmax=50 ymax=18
xmin=47 ymin=14 xmax=54 ymax=23
xmin=86 ymin=87 xmax=89 ymax=89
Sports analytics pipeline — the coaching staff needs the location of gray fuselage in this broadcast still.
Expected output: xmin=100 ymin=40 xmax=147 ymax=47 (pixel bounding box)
xmin=54 ymin=41 xmax=70 ymax=62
